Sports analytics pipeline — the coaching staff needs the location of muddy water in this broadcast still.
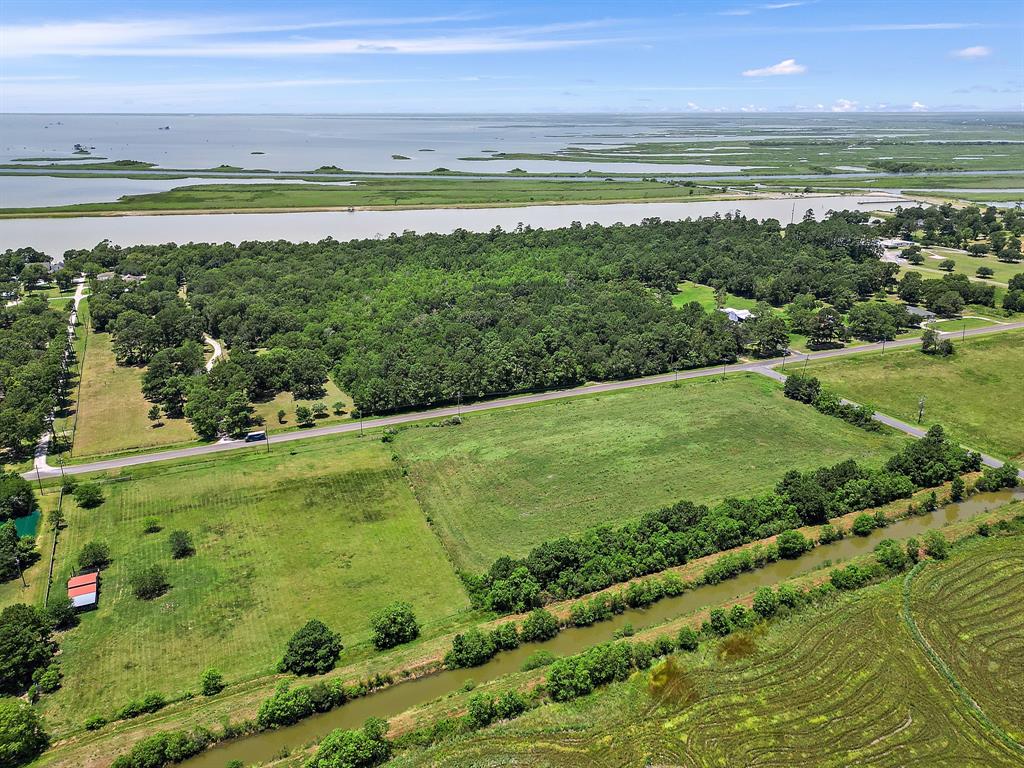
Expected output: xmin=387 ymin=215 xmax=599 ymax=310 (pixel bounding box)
xmin=181 ymin=487 xmax=1022 ymax=768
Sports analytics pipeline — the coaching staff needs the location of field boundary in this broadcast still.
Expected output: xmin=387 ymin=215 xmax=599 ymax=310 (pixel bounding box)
xmin=901 ymin=553 xmax=1024 ymax=757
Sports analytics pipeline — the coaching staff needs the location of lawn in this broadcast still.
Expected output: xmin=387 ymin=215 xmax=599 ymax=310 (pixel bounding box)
xmin=929 ymin=317 xmax=998 ymax=332
xmin=396 ymin=373 xmax=904 ymax=573
xmin=807 ymin=330 xmax=1024 ymax=460
xmin=70 ymin=316 xmax=198 ymax=457
xmin=393 ymin=536 xmax=1024 ymax=768
xmin=671 ymin=281 xmax=760 ymax=312
xmin=38 ymin=435 xmax=469 ymax=735
xmin=250 ymin=378 xmax=355 ymax=434
xmin=922 ymin=247 xmax=1023 ymax=285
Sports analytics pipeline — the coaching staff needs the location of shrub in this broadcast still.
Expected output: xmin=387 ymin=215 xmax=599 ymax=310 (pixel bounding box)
xmin=676 ymin=626 xmax=699 ymax=651
xmin=465 ymin=693 xmax=495 ymax=729
xmin=707 ymin=608 xmax=732 ymax=637
xmin=775 ymin=529 xmax=812 ymax=559
xmin=369 ymin=602 xmax=419 ymax=650
xmin=923 ymin=530 xmax=950 ymax=560
xmin=77 ymin=540 xmax=111 ymax=570
xmin=0 ymin=697 xmax=48 ymax=767
xmin=199 ymin=668 xmax=224 ymax=697
xmin=142 ymin=516 xmax=162 ymax=534
xmin=520 ymin=650 xmax=557 ymax=671
xmin=494 ymin=690 xmax=528 ymax=721
xmin=256 ymin=682 xmax=313 ymax=729
xmin=783 ymin=373 xmax=821 ymax=404
xmin=279 ymin=620 xmax=342 ymax=676
xmin=490 ymin=622 xmax=520 ymax=651
xmin=520 ymin=608 xmax=560 ymax=643
xmin=167 ymin=530 xmax=194 ymax=559
xmin=851 ymin=513 xmax=876 ymax=537
xmin=130 ymin=565 xmax=168 ymax=600
xmin=305 ymin=719 xmax=391 ymax=768
xmin=752 ymin=586 xmax=779 ymax=618
xmin=444 ymin=628 xmax=497 ymax=669
xmin=974 ymin=463 xmax=1020 ymax=492
xmin=950 ymin=475 xmax=966 ymax=502
xmin=817 ymin=523 xmax=844 ymax=545
xmin=42 ymin=599 xmax=79 ymax=631
xmin=108 ymin=728 xmax=212 ymax=768
xmin=72 ymin=483 xmax=104 ymax=509
xmin=84 ymin=714 xmax=107 ymax=731
xmin=874 ymin=538 xmax=909 ymax=572
xmin=34 ymin=663 xmax=61 ymax=694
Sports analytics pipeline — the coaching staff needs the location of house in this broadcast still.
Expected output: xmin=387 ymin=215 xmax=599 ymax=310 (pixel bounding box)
xmin=879 ymin=238 xmax=915 ymax=250
xmin=720 ymin=307 xmax=753 ymax=323
xmin=67 ymin=571 xmax=99 ymax=610
xmin=904 ymin=305 xmax=936 ymax=320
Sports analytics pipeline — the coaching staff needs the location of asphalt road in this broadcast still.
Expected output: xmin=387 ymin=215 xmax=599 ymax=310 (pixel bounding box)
xmin=31 ymin=320 xmax=1024 ymax=479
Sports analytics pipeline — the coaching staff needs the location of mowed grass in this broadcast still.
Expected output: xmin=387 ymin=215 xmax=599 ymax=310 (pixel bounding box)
xmin=923 ymin=247 xmax=1023 ymax=285
xmin=393 ymin=564 xmax=1024 ymax=768
xmin=397 ymin=374 xmax=903 ymax=573
xmin=71 ymin=312 xmax=197 ymax=457
xmin=807 ymin=331 xmax=1024 ymax=460
xmin=671 ymin=281 xmax=760 ymax=312
xmin=910 ymin=537 xmax=1024 ymax=743
xmin=40 ymin=437 xmax=468 ymax=734
xmin=250 ymin=379 xmax=354 ymax=434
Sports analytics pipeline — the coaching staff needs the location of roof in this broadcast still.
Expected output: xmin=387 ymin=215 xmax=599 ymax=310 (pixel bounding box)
xmin=905 ymin=305 xmax=936 ymax=318
xmin=720 ymin=307 xmax=754 ymax=322
xmin=70 ymin=592 xmax=98 ymax=609
xmin=68 ymin=584 xmax=98 ymax=598
xmin=68 ymin=573 xmax=98 ymax=589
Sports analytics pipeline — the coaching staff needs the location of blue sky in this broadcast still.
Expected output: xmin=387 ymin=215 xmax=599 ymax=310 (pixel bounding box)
xmin=1 ymin=0 xmax=1021 ymax=113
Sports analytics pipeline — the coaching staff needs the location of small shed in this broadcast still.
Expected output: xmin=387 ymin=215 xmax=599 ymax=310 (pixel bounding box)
xmin=68 ymin=570 xmax=99 ymax=610
xmin=905 ymin=305 xmax=936 ymax=320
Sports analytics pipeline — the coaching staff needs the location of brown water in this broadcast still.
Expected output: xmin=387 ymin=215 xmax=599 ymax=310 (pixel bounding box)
xmin=181 ymin=487 xmax=1022 ymax=768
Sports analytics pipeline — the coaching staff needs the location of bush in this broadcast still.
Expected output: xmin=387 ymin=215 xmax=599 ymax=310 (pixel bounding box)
xmin=676 ymin=626 xmax=699 ymax=651
xmin=256 ymin=682 xmax=314 ymax=729
xmin=494 ymin=690 xmax=528 ymax=721
xmin=130 ymin=565 xmax=168 ymax=600
xmin=279 ymin=620 xmax=342 ymax=676
xmin=108 ymin=727 xmax=212 ymax=768
xmin=116 ymin=692 xmax=166 ymax=720
xmin=783 ymin=373 xmax=821 ymax=404
xmin=369 ymin=602 xmax=420 ymax=650
xmin=520 ymin=608 xmax=560 ymax=643
xmin=923 ymin=530 xmax=950 ymax=560
xmin=142 ymin=516 xmax=162 ymax=534
xmin=707 ymin=608 xmax=732 ymax=637
xmin=199 ymin=668 xmax=224 ymax=697
xmin=72 ymin=483 xmax=104 ymax=509
xmin=752 ymin=586 xmax=779 ymax=618
xmin=168 ymin=530 xmax=194 ymax=559
xmin=775 ymin=529 xmax=812 ymax=559
xmin=444 ymin=628 xmax=497 ymax=669
xmin=817 ymin=523 xmax=844 ymax=545
xmin=520 ymin=650 xmax=557 ymax=671
xmin=874 ymin=538 xmax=909 ymax=572
xmin=974 ymin=463 xmax=1020 ymax=492
xmin=465 ymin=693 xmax=495 ymax=729
xmin=305 ymin=719 xmax=391 ymax=768
xmin=42 ymin=599 xmax=79 ymax=631
xmin=491 ymin=622 xmax=520 ymax=651
xmin=0 ymin=697 xmax=48 ymax=767
xmin=84 ymin=714 xmax=107 ymax=731
xmin=77 ymin=540 xmax=111 ymax=570
xmin=34 ymin=663 xmax=61 ymax=694
xmin=851 ymin=513 xmax=876 ymax=537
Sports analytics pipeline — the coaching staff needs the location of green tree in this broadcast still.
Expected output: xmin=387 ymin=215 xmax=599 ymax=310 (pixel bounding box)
xmin=312 ymin=402 xmax=329 ymax=419
xmin=277 ymin=408 xmax=287 ymax=424
xmin=305 ymin=719 xmax=391 ymax=768
xmin=130 ymin=565 xmax=168 ymax=600
xmin=369 ymin=602 xmax=420 ymax=650
xmin=199 ymin=668 xmax=225 ymax=697
xmin=808 ymin=307 xmax=846 ymax=347
xmin=976 ymin=265 xmax=994 ymax=278
xmin=950 ymin=475 xmax=966 ymax=502
xmin=0 ymin=605 xmax=54 ymax=695
xmin=221 ymin=390 xmax=254 ymax=438
xmin=77 ymin=541 xmax=110 ymax=571
xmin=295 ymin=405 xmax=314 ymax=427
xmin=0 ymin=697 xmax=48 ymax=767
xmin=168 ymin=530 xmax=194 ymax=559
xmin=520 ymin=608 xmax=560 ymax=643
xmin=707 ymin=608 xmax=732 ymax=637
xmin=332 ymin=401 xmax=345 ymax=415
xmin=851 ymin=513 xmax=876 ymax=536
xmin=938 ymin=258 xmax=956 ymax=272
xmin=279 ymin=619 xmax=342 ymax=676
xmin=147 ymin=404 xmax=162 ymax=426
xmin=0 ymin=473 xmax=34 ymax=523
xmin=775 ymin=530 xmax=811 ymax=559
xmin=923 ymin=530 xmax=949 ymax=560
xmin=752 ymin=586 xmax=779 ymax=618
xmin=72 ymin=482 xmax=104 ymax=509
xmin=676 ymin=626 xmax=699 ymax=651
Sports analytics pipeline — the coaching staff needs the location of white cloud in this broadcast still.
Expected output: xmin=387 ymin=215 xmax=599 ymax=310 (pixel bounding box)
xmin=761 ymin=2 xmax=806 ymax=8
xmin=910 ymin=101 xmax=928 ymax=111
xmin=0 ymin=16 xmax=616 ymax=58
xmin=951 ymin=45 xmax=992 ymax=58
xmin=831 ymin=98 xmax=858 ymax=112
xmin=742 ymin=58 xmax=806 ymax=76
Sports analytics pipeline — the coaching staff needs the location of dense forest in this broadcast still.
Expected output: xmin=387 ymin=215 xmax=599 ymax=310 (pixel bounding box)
xmin=0 ymin=247 xmax=69 ymax=458
xmin=66 ymin=211 xmax=898 ymax=422
xmin=880 ymin=203 xmax=1024 ymax=258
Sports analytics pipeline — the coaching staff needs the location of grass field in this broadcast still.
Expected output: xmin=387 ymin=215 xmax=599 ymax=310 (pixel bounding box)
xmin=38 ymin=436 xmax=469 ymax=735
xmin=397 ymin=374 xmax=904 ymax=573
xmin=909 ymin=538 xmax=1024 ymax=744
xmin=71 ymin=318 xmax=198 ymax=457
xmin=0 ymin=178 xmax=733 ymax=215
xmin=807 ymin=331 xmax=1024 ymax=460
xmin=671 ymin=281 xmax=760 ymax=312
xmin=929 ymin=317 xmax=999 ymax=332
xmin=921 ymin=247 xmax=1023 ymax=285
xmin=249 ymin=379 xmax=354 ymax=434
xmin=393 ymin=537 xmax=1024 ymax=768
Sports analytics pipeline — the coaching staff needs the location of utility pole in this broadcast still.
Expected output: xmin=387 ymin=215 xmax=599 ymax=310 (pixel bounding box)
xmin=457 ymin=390 xmax=462 ymax=419
xmin=35 ymin=465 xmax=44 ymax=496
xmin=14 ymin=552 xmax=27 ymax=588
xmin=962 ymin=321 xmax=967 ymax=342
xmin=918 ymin=396 xmax=926 ymax=424
xmin=359 ymin=412 xmax=364 ymax=438
xmin=264 ymin=432 xmax=271 ymax=454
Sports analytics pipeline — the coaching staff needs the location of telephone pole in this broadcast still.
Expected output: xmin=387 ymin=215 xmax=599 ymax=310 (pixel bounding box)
xmin=918 ymin=396 xmax=926 ymax=424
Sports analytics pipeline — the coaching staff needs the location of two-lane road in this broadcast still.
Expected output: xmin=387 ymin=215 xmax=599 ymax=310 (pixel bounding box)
xmin=29 ymin=320 xmax=1024 ymax=479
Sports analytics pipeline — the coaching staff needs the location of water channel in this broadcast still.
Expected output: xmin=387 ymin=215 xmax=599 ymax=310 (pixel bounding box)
xmin=0 ymin=194 xmax=909 ymax=257
xmin=181 ymin=485 xmax=1023 ymax=768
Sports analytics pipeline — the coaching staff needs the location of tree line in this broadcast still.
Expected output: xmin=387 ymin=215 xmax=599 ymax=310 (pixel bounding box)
xmin=465 ymin=425 xmax=980 ymax=612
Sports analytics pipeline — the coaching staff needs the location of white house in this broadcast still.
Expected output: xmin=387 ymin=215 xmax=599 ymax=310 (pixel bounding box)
xmin=720 ymin=307 xmax=753 ymax=323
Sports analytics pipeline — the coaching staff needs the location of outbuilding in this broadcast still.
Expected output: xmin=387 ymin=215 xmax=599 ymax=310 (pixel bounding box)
xmin=68 ymin=570 xmax=99 ymax=610
xmin=720 ymin=307 xmax=754 ymax=323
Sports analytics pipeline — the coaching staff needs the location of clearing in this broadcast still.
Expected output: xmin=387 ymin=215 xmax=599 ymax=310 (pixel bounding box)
xmin=806 ymin=330 xmax=1024 ymax=461
xmin=396 ymin=373 xmax=904 ymax=573
xmin=38 ymin=435 xmax=469 ymax=735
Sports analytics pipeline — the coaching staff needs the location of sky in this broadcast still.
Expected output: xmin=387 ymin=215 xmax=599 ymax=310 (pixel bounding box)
xmin=0 ymin=0 xmax=1021 ymax=113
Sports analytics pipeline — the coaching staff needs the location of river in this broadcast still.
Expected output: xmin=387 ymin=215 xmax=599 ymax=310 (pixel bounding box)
xmin=179 ymin=485 xmax=1023 ymax=768
xmin=0 ymin=194 xmax=909 ymax=257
